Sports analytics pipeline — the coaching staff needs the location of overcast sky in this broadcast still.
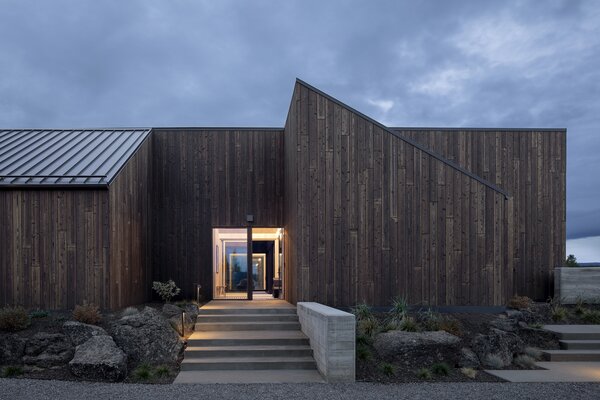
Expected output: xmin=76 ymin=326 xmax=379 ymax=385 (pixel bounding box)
xmin=1 ymin=1 xmax=599 ymax=259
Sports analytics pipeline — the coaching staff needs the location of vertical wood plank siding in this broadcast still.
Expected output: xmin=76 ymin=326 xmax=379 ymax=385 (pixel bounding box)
xmin=398 ymin=129 xmax=566 ymax=301
xmin=0 ymin=190 xmax=110 ymax=308
xmin=151 ymin=129 xmax=283 ymax=301
xmin=284 ymin=82 xmax=513 ymax=306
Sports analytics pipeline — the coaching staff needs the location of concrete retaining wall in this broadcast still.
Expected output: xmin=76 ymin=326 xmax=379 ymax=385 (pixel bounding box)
xmin=555 ymin=267 xmax=600 ymax=304
xmin=297 ymin=302 xmax=355 ymax=382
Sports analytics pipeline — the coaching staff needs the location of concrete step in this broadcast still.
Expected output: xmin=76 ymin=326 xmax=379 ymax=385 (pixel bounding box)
xmin=195 ymin=321 xmax=301 ymax=331
xmin=196 ymin=314 xmax=299 ymax=323
xmin=560 ymin=340 xmax=600 ymax=350
xmin=174 ymin=369 xmax=324 ymax=384
xmin=180 ymin=356 xmax=317 ymax=371
xmin=187 ymin=330 xmax=310 ymax=347
xmin=542 ymin=350 xmax=600 ymax=361
xmin=198 ymin=308 xmax=297 ymax=315
xmin=543 ymin=325 xmax=600 ymax=340
xmin=185 ymin=345 xmax=313 ymax=358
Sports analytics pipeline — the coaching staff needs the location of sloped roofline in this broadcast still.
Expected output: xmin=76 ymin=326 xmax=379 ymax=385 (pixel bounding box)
xmin=295 ymin=78 xmax=511 ymax=199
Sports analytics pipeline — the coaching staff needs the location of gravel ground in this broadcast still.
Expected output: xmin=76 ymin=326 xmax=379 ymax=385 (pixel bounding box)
xmin=1 ymin=379 xmax=600 ymax=400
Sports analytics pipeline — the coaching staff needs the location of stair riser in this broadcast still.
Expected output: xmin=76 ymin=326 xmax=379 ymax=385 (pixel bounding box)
xmin=181 ymin=361 xmax=316 ymax=371
xmin=195 ymin=323 xmax=301 ymax=331
xmin=185 ymin=349 xmax=313 ymax=358
xmin=198 ymin=309 xmax=296 ymax=315
xmin=197 ymin=315 xmax=299 ymax=322
xmin=543 ymin=353 xmax=600 ymax=362
xmin=188 ymin=339 xmax=310 ymax=347
xmin=557 ymin=333 xmax=600 ymax=340
xmin=560 ymin=342 xmax=600 ymax=350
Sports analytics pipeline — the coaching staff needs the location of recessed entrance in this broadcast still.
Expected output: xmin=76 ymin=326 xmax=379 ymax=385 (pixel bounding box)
xmin=212 ymin=227 xmax=284 ymax=300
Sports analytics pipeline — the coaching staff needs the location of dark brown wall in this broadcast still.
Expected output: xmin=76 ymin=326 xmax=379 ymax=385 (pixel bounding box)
xmin=108 ymin=136 xmax=152 ymax=309
xmin=284 ymin=82 xmax=513 ymax=306
xmin=0 ymin=189 xmax=110 ymax=308
xmin=397 ymin=128 xmax=566 ymax=300
xmin=151 ymin=129 xmax=284 ymax=301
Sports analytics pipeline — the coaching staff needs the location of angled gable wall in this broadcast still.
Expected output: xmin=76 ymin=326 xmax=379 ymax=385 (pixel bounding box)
xmin=284 ymin=81 xmax=514 ymax=306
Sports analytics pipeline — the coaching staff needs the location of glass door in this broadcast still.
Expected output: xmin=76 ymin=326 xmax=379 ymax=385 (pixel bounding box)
xmin=213 ymin=228 xmax=251 ymax=300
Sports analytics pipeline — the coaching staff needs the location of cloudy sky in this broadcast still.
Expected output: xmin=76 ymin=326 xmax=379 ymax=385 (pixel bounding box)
xmin=1 ymin=0 xmax=599 ymax=260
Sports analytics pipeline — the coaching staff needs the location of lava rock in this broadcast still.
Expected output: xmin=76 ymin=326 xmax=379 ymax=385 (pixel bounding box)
xmin=110 ymin=306 xmax=183 ymax=364
xmin=374 ymin=330 xmax=461 ymax=363
xmin=183 ymin=304 xmax=199 ymax=324
xmin=0 ymin=333 xmax=26 ymax=364
xmin=169 ymin=313 xmax=194 ymax=336
xmin=490 ymin=315 xmax=519 ymax=332
xmin=162 ymin=303 xmax=183 ymax=318
xmin=69 ymin=335 xmax=127 ymax=382
xmin=458 ymin=347 xmax=481 ymax=368
xmin=471 ymin=328 xmax=524 ymax=367
xmin=22 ymin=333 xmax=74 ymax=368
xmin=63 ymin=321 xmax=108 ymax=346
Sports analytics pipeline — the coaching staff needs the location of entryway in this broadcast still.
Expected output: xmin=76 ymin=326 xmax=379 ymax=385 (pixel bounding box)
xmin=212 ymin=227 xmax=284 ymax=301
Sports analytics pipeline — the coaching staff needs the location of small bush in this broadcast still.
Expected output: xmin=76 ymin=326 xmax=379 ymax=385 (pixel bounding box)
xmin=551 ymin=305 xmax=567 ymax=322
xmin=420 ymin=308 xmax=441 ymax=331
xmin=565 ymin=254 xmax=578 ymax=267
xmin=431 ymin=362 xmax=451 ymax=376
xmin=416 ymin=368 xmax=432 ymax=380
xmin=133 ymin=363 xmax=152 ymax=380
xmin=73 ymin=303 xmax=101 ymax=325
xmin=484 ymin=354 xmax=504 ymax=369
xmin=574 ymin=297 xmax=586 ymax=315
xmin=121 ymin=306 xmax=139 ymax=317
xmin=399 ymin=316 xmax=419 ymax=332
xmin=154 ymin=365 xmax=170 ymax=378
xmin=356 ymin=345 xmax=372 ymax=361
xmin=508 ymin=295 xmax=532 ymax=310
xmin=513 ymin=354 xmax=537 ymax=369
xmin=389 ymin=296 xmax=408 ymax=319
xmin=439 ymin=317 xmax=463 ymax=337
xmin=2 ymin=366 xmax=24 ymax=377
xmin=582 ymin=309 xmax=600 ymax=324
xmin=528 ymin=322 xmax=543 ymax=329
xmin=29 ymin=309 xmax=49 ymax=319
xmin=380 ymin=362 xmax=395 ymax=376
xmin=352 ymin=302 xmax=373 ymax=321
xmin=380 ymin=320 xmax=400 ymax=333
xmin=0 ymin=307 xmax=30 ymax=332
xmin=358 ymin=317 xmax=380 ymax=338
xmin=460 ymin=367 xmax=477 ymax=379
xmin=152 ymin=280 xmax=181 ymax=303
xmin=523 ymin=346 xmax=543 ymax=361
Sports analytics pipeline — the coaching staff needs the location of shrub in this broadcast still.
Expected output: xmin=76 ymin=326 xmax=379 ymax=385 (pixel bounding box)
xmin=352 ymin=302 xmax=373 ymax=321
xmin=460 ymin=367 xmax=477 ymax=379
xmin=523 ymin=347 xmax=543 ymax=361
xmin=399 ymin=316 xmax=419 ymax=332
xmin=380 ymin=320 xmax=400 ymax=332
xmin=356 ymin=335 xmax=373 ymax=346
xmin=389 ymin=296 xmax=408 ymax=319
xmin=431 ymin=362 xmax=451 ymax=376
xmin=356 ymin=345 xmax=372 ymax=361
xmin=154 ymin=365 xmax=170 ymax=378
xmin=439 ymin=317 xmax=463 ymax=337
xmin=358 ymin=317 xmax=380 ymax=338
xmin=2 ymin=366 xmax=24 ymax=377
xmin=582 ymin=309 xmax=600 ymax=324
xmin=574 ymin=297 xmax=586 ymax=315
xmin=565 ymin=254 xmax=578 ymax=267
xmin=121 ymin=306 xmax=139 ymax=317
xmin=380 ymin=362 xmax=395 ymax=377
xmin=551 ymin=305 xmax=567 ymax=322
xmin=420 ymin=308 xmax=441 ymax=331
xmin=528 ymin=322 xmax=543 ymax=329
xmin=507 ymin=295 xmax=532 ymax=310
xmin=133 ymin=363 xmax=152 ymax=380
xmin=73 ymin=303 xmax=101 ymax=325
xmin=152 ymin=280 xmax=181 ymax=303
xmin=484 ymin=354 xmax=504 ymax=369
xmin=513 ymin=354 xmax=537 ymax=369
xmin=29 ymin=309 xmax=49 ymax=319
xmin=416 ymin=368 xmax=432 ymax=380
xmin=0 ymin=307 xmax=30 ymax=332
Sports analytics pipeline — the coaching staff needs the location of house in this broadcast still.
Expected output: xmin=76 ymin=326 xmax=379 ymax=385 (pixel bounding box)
xmin=0 ymin=79 xmax=566 ymax=309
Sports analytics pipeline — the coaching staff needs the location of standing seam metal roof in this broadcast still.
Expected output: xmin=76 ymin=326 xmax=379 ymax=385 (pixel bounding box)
xmin=0 ymin=128 xmax=151 ymax=187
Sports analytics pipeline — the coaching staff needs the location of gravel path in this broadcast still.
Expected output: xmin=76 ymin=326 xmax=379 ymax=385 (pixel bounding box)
xmin=1 ymin=379 xmax=600 ymax=400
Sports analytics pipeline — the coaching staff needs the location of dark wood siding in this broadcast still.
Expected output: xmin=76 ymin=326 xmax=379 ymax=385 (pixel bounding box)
xmin=0 ymin=189 xmax=110 ymax=309
xmin=398 ymin=129 xmax=566 ymax=301
xmin=108 ymin=137 xmax=152 ymax=309
xmin=284 ymin=82 xmax=513 ymax=306
xmin=151 ymin=129 xmax=284 ymax=301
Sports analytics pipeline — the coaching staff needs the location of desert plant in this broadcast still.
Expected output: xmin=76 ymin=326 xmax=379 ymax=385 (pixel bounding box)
xmin=152 ymin=280 xmax=181 ymax=303
xmin=551 ymin=305 xmax=567 ymax=322
xmin=73 ymin=303 xmax=101 ymax=325
xmin=582 ymin=309 xmax=600 ymax=324
xmin=460 ymin=367 xmax=477 ymax=379
xmin=513 ymin=354 xmax=537 ymax=369
xmin=528 ymin=322 xmax=543 ymax=329
xmin=0 ymin=306 xmax=30 ymax=332
xmin=380 ymin=320 xmax=400 ymax=332
xmin=356 ymin=335 xmax=373 ymax=346
xmin=1 ymin=366 xmax=24 ymax=377
xmin=484 ymin=354 xmax=504 ymax=369
xmin=399 ymin=316 xmax=419 ymax=332
xmin=416 ymin=367 xmax=432 ymax=380
xmin=154 ymin=365 xmax=171 ymax=378
xmin=523 ymin=347 xmax=543 ymax=361
xmin=420 ymin=308 xmax=442 ymax=331
xmin=574 ymin=297 xmax=586 ymax=315
xmin=352 ymin=302 xmax=373 ymax=321
xmin=29 ymin=309 xmax=49 ymax=319
xmin=431 ymin=362 xmax=451 ymax=376
xmin=380 ymin=362 xmax=395 ymax=376
xmin=389 ymin=296 xmax=408 ymax=319
xmin=358 ymin=317 xmax=380 ymax=338
xmin=565 ymin=254 xmax=578 ymax=267
xmin=439 ymin=317 xmax=463 ymax=337
xmin=507 ymin=295 xmax=533 ymax=310
xmin=356 ymin=345 xmax=372 ymax=361
xmin=133 ymin=363 xmax=152 ymax=380
xmin=121 ymin=306 xmax=139 ymax=317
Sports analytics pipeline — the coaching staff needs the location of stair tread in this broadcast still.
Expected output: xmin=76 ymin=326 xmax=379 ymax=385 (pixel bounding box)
xmin=560 ymin=340 xmax=600 ymax=343
xmin=197 ymin=314 xmax=297 ymax=318
xmin=186 ymin=345 xmax=311 ymax=351
xmin=196 ymin=321 xmax=299 ymax=325
xmin=543 ymin=350 xmax=600 ymax=354
xmin=189 ymin=330 xmax=308 ymax=340
xmin=182 ymin=356 xmax=316 ymax=363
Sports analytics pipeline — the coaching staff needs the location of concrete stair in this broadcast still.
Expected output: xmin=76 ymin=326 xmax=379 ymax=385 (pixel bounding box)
xmin=175 ymin=301 xmax=323 ymax=383
xmin=542 ymin=325 xmax=600 ymax=361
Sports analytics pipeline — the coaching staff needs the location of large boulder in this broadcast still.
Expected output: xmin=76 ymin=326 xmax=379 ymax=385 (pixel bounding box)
xmin=162 ymin=304 xmax=182 ymax=318
xmin=22 ymin=332 xmax=74 ymax=369
xmin=471 ymin=328 xmax=524 ymax=367
xmin=63 ymin=321 xmax=108 ymax=346
xmin=69 ymin=335 xmax=127 ymax=382
xmin=110 ymin=306 xmax=183 ymax=364
xmin=374 ymin=330 xmax=461 ymax=364
xmin=0 ymin=333 xmax=26 ymax=364
xmin=169 ymin=313 xmax=194 ymax=336
xmin=183 ymin=304 xmax=199 ymax=324
xmin=489 ymin=315 xmax=519 ymax=332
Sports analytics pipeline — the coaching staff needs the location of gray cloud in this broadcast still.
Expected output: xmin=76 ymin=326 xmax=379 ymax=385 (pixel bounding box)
xmin=0 ymin=0 xmax=598 ymax=239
